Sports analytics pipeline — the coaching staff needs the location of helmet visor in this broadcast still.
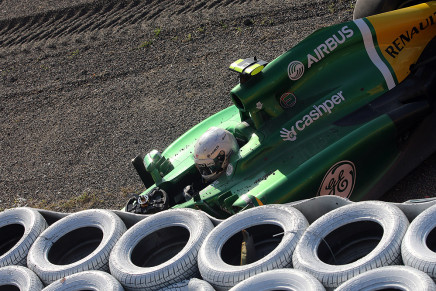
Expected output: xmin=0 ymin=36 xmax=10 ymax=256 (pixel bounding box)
xmin=196 ymin=150 xmax=226 ymax=177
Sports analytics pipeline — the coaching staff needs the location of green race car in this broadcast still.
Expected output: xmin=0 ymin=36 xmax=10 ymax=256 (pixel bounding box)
xmin=125 ymin=1 xmax=436 ymax=218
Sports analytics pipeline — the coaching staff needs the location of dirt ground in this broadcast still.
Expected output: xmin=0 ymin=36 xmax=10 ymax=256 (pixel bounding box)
xmin=0 ymin=0 xmax=435 ymax=212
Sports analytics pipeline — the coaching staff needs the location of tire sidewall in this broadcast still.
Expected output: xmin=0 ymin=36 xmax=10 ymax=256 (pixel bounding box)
xmin=27 ymin=209 xmax=126 ymax=284
xmin=335 ymin=265 xmax=436 ymax=290
xmin=109 ymin=208 xmax=214 ymax=290
xmin=402 ymin=204 xmax=436 ymax=279
xmin=0 ymin=265 xmax=44 ymax=290
xmin=353 ymin=0 xmax=426 ymax=19
xmin=42 ymin=270 xmax=124 ymax=291
xmin=292 ymin=201 xmax=409 ymax=289
xmin=0 ymin=207 xmax=48 ymax=267
xmin=198 ymin=204 xmax=309 ymax=290
xmin=228 ymin=269 xmax=325 ymax=291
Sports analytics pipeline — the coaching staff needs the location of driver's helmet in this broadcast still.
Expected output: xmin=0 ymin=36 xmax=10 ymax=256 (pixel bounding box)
xmin=194 ymin=127 xmax=239 ymax=181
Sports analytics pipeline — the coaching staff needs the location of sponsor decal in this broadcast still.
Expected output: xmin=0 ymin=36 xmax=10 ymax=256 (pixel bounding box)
xmin=280 ymin=127 xmax=297 ymax=142
xmin=207 ymin=145 xmax=219 ymax=158
xmin=287 ymin=26 xmax=354 ymax=80
xmin=307 ymin=26 xmax=354 ymax=68
xmin=385 ymin=12 xmax=436 ymax=58
xmin=318 ymin=160 xmax=356 ymax=198
xmin=281 ymin=91 xmax=345 ymax=142
xmin=288 ymin=61 xmax=304 ymax=80
xmin=280 ymin=92 xmax=297 ymax=109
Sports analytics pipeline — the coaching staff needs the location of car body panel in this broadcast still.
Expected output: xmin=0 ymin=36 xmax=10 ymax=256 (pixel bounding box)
xmin=128 ymin=2 xmax=436 ymax=218
xmin=367 ymin=2 xmax=436 ymax=82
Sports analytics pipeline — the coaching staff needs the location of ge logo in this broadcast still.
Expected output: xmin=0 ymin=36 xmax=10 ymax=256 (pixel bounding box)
xmin=288 ymin=61 xmax=304 ymax=81
xmin=318 ymin=161 xmax=356 ymax=198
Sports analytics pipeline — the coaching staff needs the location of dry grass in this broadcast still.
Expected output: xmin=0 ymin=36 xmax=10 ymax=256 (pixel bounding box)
xmin=15 ymin=186 xmax=138 ymax=213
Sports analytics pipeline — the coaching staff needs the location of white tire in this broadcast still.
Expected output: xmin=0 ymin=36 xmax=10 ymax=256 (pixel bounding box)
xmin=27 ymin=209 xmax=126 ymax=285
xmin=160 ymin=278 xmax=215 ymax=291
xmin=109 ymin=208 xmax=214 ymax=291
xmin=198 ymin=204 xmax=309 ymax=291
xmin=353 ymin=0 xmax=402 ymax=19
xmin=42 ymin=270 xmax=124 ymax=291
xmin=292 ymin=201 xmax=409 ymax=289
xmin=402 ymin=203 xmax=436 ymax=280
xmin=229 ymin=269 xmax=325 ymax=291
xmin=0 ymin=207 xmax=48 ymax=267
xmin=336 ymin=265 xmax=436 ymax=291
xmin=0 ymin=265 xmax=43 ymax=290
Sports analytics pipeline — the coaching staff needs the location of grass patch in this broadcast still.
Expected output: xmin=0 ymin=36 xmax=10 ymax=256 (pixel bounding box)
xmin=184 ymin=33 xmax=192 ymax=42
xmin=139 ymin=40 xmax=153 ymax=48
xmin=28 ymin=192 xmax=103 ymax=212
xmin=328 ymin=3 xmax=335 ymax=13
xmin=25 ymin=187 xmax=138 ymax=213
xmin=220 ymin=21 xmax=228 ymax=29
xmin=137 ymin=27 xmax=162 ymax=49
xmin=260 ymin=17 xmax=274 ymax=26
xmin=68 ymin=49 xmax=80 ymax=59
xmin=154 ymin=27 xmax=161 ymax=38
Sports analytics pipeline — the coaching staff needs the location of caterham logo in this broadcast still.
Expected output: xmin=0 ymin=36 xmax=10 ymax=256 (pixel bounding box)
xmin=318 ymin=160 xmax=356 ymax=198
xmin=288 ymin=61 xmax=304 ymax=80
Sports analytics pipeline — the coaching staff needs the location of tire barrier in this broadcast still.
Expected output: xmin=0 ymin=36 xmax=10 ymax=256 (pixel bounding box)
xmin=402 ymin=203 xmax=436 ymax=281
xmin=0 ymin=207 xmax=48 ymax=267
xmin=109 ymin=208 xmax=214 ymax=291
xmin=335 ymin=265 xmax=436 ymax=291
xmin=0 ymin=265 xmax=43 ymax=291
xmin=161 ymin=278 xmax=215 ymax=291
xmin=27 ymin=209 xmax=126 ymax=285
xmin=0 ymin=196 xmax=435 ymax=290
xmin=228 ymin=269 xmax=325 ymax=291
xmin=198 ymin=205 xmax=308 ymax=291
xmin=292 ymin=201 xmax=409 ymax=289
xmin=41 ymin=270 xmax=124 ymax=291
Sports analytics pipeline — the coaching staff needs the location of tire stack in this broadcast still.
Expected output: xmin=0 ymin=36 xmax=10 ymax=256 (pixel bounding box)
xmin=0 ymin=199 xmax=435 ymax=290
